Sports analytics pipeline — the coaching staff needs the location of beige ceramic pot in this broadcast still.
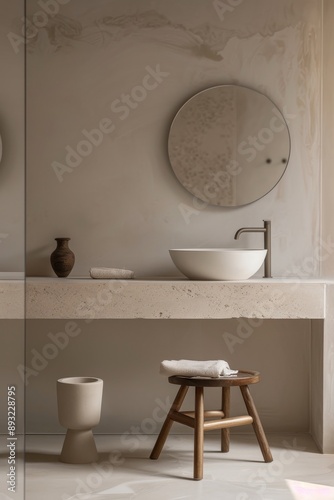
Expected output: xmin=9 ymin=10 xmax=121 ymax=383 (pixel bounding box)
xmin=57 ymin=377 xmax=103 ymax=464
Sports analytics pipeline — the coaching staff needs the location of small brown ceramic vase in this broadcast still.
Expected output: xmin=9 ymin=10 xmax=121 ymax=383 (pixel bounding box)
xmin=50 ymin=238 xmax=75 ymax=278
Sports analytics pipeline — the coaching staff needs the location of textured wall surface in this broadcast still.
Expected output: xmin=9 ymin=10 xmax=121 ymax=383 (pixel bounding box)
xmin=0 ymin=0 xmax=24 ymax=271
xmin=322 ymin=0 xmax=334 ymax=277
xmin=25 ymin=318 xmax=311 ymax=434
xmin=0 ymin=0 xmax=25 ymax=434
xmin=23 ymin=0 xmax=324 ymax=434
xmin=26 ymin=0 xmax=322 ymax=279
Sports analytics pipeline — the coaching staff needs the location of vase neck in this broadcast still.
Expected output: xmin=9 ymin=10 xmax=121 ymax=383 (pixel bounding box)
xmin=55 ymin=238 xmax=70 ymax=248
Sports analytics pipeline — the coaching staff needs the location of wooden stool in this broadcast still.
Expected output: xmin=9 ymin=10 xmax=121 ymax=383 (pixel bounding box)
xmin=150 ymin=370 xmax=273 ymax=480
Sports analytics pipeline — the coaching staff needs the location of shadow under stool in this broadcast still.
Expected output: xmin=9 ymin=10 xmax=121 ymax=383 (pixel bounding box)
xmin=150 ymin=370 xmax=273 ymax=480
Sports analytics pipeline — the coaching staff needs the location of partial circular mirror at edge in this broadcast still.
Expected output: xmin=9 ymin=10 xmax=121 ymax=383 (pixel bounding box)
xmin=168 ymin=85 xmax=291 ymax=207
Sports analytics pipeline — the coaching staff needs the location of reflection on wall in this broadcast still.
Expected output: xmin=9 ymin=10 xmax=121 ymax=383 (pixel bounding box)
xmin=0 ymin=0 xmax=25 ymax=433
xmin=234 ymin=90 xmax=290 ymax=205
xmin=0 ymin=0 xmax=24 ymax=272
xmin=168 ymin=86 xmax=237 ymax=206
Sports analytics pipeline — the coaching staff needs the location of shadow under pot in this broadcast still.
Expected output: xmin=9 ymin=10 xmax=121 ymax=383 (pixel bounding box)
xmin=50 ymin=237 xmax=75 ymax=277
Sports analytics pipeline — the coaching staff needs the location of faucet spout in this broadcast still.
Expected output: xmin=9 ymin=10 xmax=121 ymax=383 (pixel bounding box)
xmin=234 ymin=220 xmax=272 ymax=278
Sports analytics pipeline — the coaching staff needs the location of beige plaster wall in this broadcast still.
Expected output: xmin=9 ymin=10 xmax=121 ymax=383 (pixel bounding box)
xmin=24 ymin=0 xmax=323 ymax=434
xmin=321 ymin=0 xmax=334 ymax=276
xmin=25 ymin=319 xmax=311 ymax=434
xmin=0 ymin=0 xmax=25 ymax=271
xmin=26 ymin=0 xmax=322 ymax=279
xmin=0 ymin=0 xmax=25 ymax=434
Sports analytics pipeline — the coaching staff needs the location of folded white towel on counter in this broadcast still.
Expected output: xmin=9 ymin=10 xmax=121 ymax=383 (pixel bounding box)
xmin=90 ymin=267 xmax=135 ymax=279
xmin=160 ymin=359 xmax=238 ymax=378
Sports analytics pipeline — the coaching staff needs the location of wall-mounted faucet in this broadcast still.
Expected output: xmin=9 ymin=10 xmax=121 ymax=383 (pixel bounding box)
xmin=234 ymin=220 xmax=272 ymax=278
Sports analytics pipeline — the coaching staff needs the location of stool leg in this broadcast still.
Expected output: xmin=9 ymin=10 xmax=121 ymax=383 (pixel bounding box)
xmin=194 ymin=386 xmax=204 ymax=480
xmin=240 ymin=385 xmax=273 ymax=463
xmin=221 ymin=386 xmax=230 ymax=452
xmin=150 ymin=385 xmax=188 ymax=460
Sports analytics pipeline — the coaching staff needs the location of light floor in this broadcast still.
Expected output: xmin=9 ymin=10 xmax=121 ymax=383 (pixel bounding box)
xmin=2 ymin=433 xmax=334 ymax=499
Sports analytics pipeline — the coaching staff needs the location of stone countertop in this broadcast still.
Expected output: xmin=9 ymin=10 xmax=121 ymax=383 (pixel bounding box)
xmin=25 ymin=277 xmax=328 ymax=320
xmin=0 ymin=279 xmax=24 ymax=319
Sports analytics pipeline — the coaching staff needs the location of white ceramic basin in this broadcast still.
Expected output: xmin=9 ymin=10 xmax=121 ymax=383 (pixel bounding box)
xmin=169 ymin=248 xmax=267 ymax=281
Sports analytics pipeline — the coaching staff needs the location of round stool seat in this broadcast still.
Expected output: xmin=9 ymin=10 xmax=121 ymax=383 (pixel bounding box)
xmin=169 ymin=370 xmax=260 ymax=388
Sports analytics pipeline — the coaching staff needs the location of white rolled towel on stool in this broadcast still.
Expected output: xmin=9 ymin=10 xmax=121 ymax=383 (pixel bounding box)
xmin=160 ymin=359 xmax=238 ymax=378
xmin=90 ymin=267 xmax=135 ymax=279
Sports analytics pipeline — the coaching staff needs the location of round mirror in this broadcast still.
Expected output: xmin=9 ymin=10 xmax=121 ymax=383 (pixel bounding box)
xmin=168 ymin=85 xmax=290 ymax=207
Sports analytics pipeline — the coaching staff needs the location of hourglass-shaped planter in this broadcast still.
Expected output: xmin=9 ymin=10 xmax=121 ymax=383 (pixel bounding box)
xmin=57 ymin=377 xmax=103 ymax=464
